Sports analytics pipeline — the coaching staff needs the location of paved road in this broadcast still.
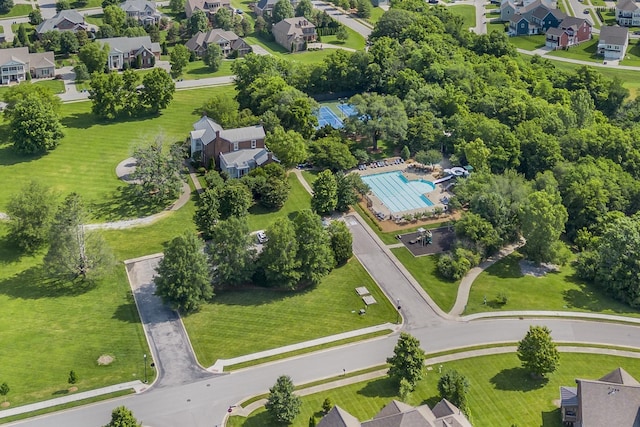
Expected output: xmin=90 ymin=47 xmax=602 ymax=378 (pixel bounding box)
xmin=312 ymin=0 xmax=372 ymax=38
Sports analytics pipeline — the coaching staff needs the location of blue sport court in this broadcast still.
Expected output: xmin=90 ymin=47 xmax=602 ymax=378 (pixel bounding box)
xmin=316 ymin=106 xmax=343 ymax=129
xmin=362 ymin=171 xmax=435 ymax=213
xmin=338 ymin=104 xmax=357 ymax=117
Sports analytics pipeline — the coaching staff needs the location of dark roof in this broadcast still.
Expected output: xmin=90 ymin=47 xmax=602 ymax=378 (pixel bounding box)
xmin=600 ymin=367 xmax=640 ymax=386
xmin=546 ymin=27 xmax=565 ymax=36
xmin=510 ymin=14 xmax=528 ymax=23
xmin=599 ymin=25 xmax=629 ymax=46
xmin=316 ymin=405 xmax=361 ymax=427
xmin=560 ymin=16 xmax=588 ymax=29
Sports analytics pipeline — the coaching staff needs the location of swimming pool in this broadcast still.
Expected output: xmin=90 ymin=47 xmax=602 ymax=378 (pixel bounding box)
xmin=362 ymin=171 xmax=435 ymax=213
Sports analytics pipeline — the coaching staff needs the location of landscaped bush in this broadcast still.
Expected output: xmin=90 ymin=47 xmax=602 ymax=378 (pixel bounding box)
xmin=437 ymin=248 xmax=480 ymax=280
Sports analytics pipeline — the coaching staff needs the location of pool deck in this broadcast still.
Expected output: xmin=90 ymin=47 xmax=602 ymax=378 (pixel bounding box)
xmin=356 ymin=159 xmax=454 ymax=221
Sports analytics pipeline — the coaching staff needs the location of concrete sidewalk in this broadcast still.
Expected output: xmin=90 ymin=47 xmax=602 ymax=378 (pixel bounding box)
xmin=0 ymin=381 xmax=145 ymax=420
xmin=462 ymin=310 xmax=640 ymax=324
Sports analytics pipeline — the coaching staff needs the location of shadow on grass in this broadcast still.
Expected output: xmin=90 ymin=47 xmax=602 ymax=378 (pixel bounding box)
xmin=213 ymin=285 xmax=315 ymax=307
xmin=60 ymin=112 xmax=97 ymax=129
xmin=0 ymin=143 xmax=46 ymax=166
xmin=420 ymin=394 xmax=443 ymax=408
xmin=356 ymin=377 xmax=396 ymax=398
xmin=112 ymin=302 xmax=141 ymax=323
xmin=483 ymin=253 xmax=523 ymax=279
xmin=0 ymin=237 xmax=25 ymax=265
xmin=51 ymin=389 xmax=69 ymax=396
xmin=233 ymin=411 xmax=280 ymax=427
xmin=0 ymin=266 xmax=97 ymax=299
xmin=89 ymin=185 xmax=170 ymax=221
xmin=490 ymin=367 xmax=548 ymax=392
xmin=562 ymin=275 xmax=637 ymax=315
xmin=541 ymin=408 xmax=562 ymax=427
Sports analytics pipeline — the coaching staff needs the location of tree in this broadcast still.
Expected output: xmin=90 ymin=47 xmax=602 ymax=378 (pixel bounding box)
xmin=295 ymin=0 xmax=313 ymax=17
xmin=460 ymin=138 xmax=490 ymax=172
xmin=272 ymin=0 xmax=295 ymax=23
xmin=194 ymin=188 xmax=220 ymax=239
xmin=16 ymin=23 xmax=28 ymax=46
xmin=189 ymin=9 xmax=208 ymax=36
xmin=6 ymin=181 xmax=56 ymax=253
xmin=208 ymin=217 xmax=256 ymax=289
xmin=0 ymin=0 xmax=13 ymax=14
xmin=0 ymin=383 xmax=8 ymax=403
xmin=311 ymin=170 xmax=338 ymax=215
xmin=9 ymin=93 xmax=64 ymax=154
xmin=131 ymin=141 xmax=185 ymax=204
xmin=68 ymin=370 xmax=77 ymax=385
xmin=55 ymin=0 xmax=70 ymax=11
xmin=101 ymin=0 xmax=118 ymax=7
xmin=308 ymin=137 xmax=357 ymax=172
xmin=265 ymin=375 xmax=301 ymax=424
xmin=213 ymin=7 xmax=232 ymax=30
xmin=73 ymin=63 xmax=90 ymax=82
xmin=322 ymin=397 xmax=333 ymax=413
xmin=203 ymin=43 xmax=223 ymax=72
xmin=104 ymin=406 xmax=142 ymax=427
xmin=294 ymin=210 xmax=335 ymax=285
xmin=103 ymin=5 xmax=126 ymax=33
xmin=387 ymin=333 xmax=426 ymax=391
xmin=335 ymin=25 xmax=348 ymax=42
xmin=517 ymin=325 xmax=559 ymax=377
xmin=155 ymin=232 xmax=213 ymax=312
xmin=59 ymin=30 xmax=79 ymax=54
xmin=336 ymin=172 xmax=367 ymax=212
xmin=264 ymin=127 xmax=308 ymax=169
xmin=328 ymin=221 xmax=352 ymax=265
xmin=259 ymin=218 xmax=301 ymax=289
xmin=44 ymin=193 xmax=114 ymax=281
xmin=29 ymin=8 xmax=43 ymax=25
xmin=89 ymin=72 xmax=126 ymax=119
xmin=40 ymin=30 xmax=61 ymax=51
xmin=219 ymin=181 xmax=253 ymax=219
xmin=140 ymin=68 xmax=175 ymax=113
xmin=79 ymin=42 xmax=109 ymax=74
xmin=437 ymin=370 xmax=470 ymax=415
xmin=345 ymin=93 xmax=407 ymax=151
xmin=357 ymin=0 xmax=371 ymax=18
xmin=169 ymin=0 xmax=184 ymax=13
xmin=519 ymin=190 xmax=568 ymax=264
xmin=400 ymin=145 xmax=410 ymax=161
xmin=170 ymin=44 xmax=191 ymax=78
xmin=415 ymin=149 xmax=442 ymax=168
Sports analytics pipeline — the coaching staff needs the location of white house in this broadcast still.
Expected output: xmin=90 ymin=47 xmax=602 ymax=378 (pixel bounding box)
xmin=120 ymin=0 xmax=161 ymax=25
xmin=0 ymin=47 xmax=55 ymax=85
xmin=597 ymin=25 xmax=629 ymax=60
xmin=615 ymin=0 xmax=640 ymax=27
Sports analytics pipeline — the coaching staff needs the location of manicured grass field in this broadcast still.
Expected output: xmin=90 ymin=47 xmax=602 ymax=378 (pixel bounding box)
xmin=246 ymin=173 xmax=312 ymax=232
xmin=0 ymin=223 xmax=151 ymax=408
xmin=546 ymin=38 xmax=600 ymax=62
xmin=390 ymin=247 xmax=458 ymax=312
xmin=182 ymin=259 xmax=397 ymax=366
xmin=509 ymin=35 xmax=546 ymax=50
xmin=448 ymin=5 xmax=476 ymax=29
xmin=318 ymin=26 xmax=366 ymax=51
xmin=229 ymin=352 xmax=640 ymax=427
xmin=0 ymin=4 xmax=33 ymax=18
xmin=0 ymin=86 xmax=235 ymax=218
xmin=487 ymin=22 xmax=507 ymax=34
xmin=367 ymin=6 xmax=385 ymax=25
xmin=0 ymin=79 xmax=65 ymax=100
xmin=182 ymin=59 xmax=235 ymax=80
xmin=464 ymin=252 xmax=640 ymax=317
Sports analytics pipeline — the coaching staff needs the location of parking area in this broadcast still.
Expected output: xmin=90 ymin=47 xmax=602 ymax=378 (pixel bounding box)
xmin=397 ymin=227 xmax=456 ymax=256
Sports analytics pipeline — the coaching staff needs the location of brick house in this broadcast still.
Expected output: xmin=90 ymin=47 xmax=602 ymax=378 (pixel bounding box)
xmin=97 ymin=36 xmax=161 ymax=70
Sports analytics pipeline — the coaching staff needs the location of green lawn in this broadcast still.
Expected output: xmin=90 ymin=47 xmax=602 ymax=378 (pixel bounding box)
xmin=509 ymin=35 xmax=546 ymax=50
xmin=245 ymin=173 xmax=312 ymax=232
xmin=0 ymin=4 xmax=33 ymax=18
xmin=182 ymin=259 xmax=396 ymax=366
xmin=548 ymin=60 xmax=640 ymax=99
xmin=621 ymin=42 xmax=640 ymax=66
xmin=84 ymin=13 xmax=104 ymax=25
xmin=0 ymin=223 xmax=151 ymax=408
xmin=367 ymin=6 xmax=385 ymax=25
xmin=391 ymin=247 xmax=459 ymax=312
xmin=599 ymin=9 xmax=617 ymax=25
xmin=0 ymin=79 xmax=65 ymax=101
xmin=0 ymin=86 xmax=236 ymax=218
xmin=448 ymin=5 xmax=476 ymax=29
xmin=487 ymin=22 xmax=507 ymax=34
xmin=464 ymin=252 xmax=640 ymax=317
xmin=318 ymin=26 xmax=366 ymax=51
xmin=546 ymin=38 xmax=601 ymax=62
xmin=229 ymin=352 xmax=640 ymax=427
xmin=181 ymin=59 xmax=235 ymax=80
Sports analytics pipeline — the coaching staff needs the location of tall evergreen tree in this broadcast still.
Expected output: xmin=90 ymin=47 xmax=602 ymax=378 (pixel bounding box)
xmin=387 ymin=333 xmax=426 ymax=391
xmin=293 ymin=210 xmax=334 ymax=285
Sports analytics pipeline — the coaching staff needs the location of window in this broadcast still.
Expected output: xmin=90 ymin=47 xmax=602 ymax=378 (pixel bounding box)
xmin=251 ymin=139 xmax=256 ymax=148
xmin=233 ymin=142 xmax=239 ymax=151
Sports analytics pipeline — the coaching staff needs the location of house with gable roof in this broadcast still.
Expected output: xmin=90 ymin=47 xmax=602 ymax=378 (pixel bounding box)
xmin=0 ymin=47 xmax=55 ymax=84
xmin=253 ymin=0 xmax=297 ymax=16
xmin=272 ymin=17 xmax=317 ymax=52
xmin=35 ymin=9 xmax=88 ymax=38
xmin=501 ymin=0 xmax=555 ymax=22
xmin=597 ymin=25 xmax=629 ymax=60
xmin=185 ymin=29 xmax=251 ymax=57
xmin=96 ymin=36 xmax=161 ymax=70
xmin=545 ymin=16 xmax=592 ymax=49
xmin=190 ymin=116 xmax=276 ymax=178
xmin=616 ymin=0 xmax=640 ymax=27
xmin=560 ymin=367 xmax=640 ymax=426
xmin=119 ymin=0 xmax=161 ymax=25
xmin=317 ymin=399 xmax=473 ymax=427
xmin=185 ymin=0 xmax=231 ymax=19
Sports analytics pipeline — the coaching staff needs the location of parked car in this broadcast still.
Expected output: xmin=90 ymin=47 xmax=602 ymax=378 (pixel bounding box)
xmin=256 ymin=231 xmax=268 ymax=244
xmin=583 ymin=9 xmax=590 ymax=14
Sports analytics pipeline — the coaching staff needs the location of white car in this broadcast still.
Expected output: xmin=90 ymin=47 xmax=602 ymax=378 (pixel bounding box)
xmin=256 ymin=231 xmax=268 ymax=244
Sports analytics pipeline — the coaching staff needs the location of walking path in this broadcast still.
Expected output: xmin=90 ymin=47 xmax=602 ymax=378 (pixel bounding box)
xmin=308 ymin=42 xmax=356 ymax=52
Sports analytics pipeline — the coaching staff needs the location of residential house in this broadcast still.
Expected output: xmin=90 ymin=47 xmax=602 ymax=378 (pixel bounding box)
xmin=185 ymin=0 xmax=231 ymax=19
xmin=35 ymin=9 xmax=88 ymax=38
xmin=509 ymin=14 xmax=532 ymax=35
xmin=530 ymin=6 xmax=565 ymax=32
xmin=190 ymin=116 xmax=275 ymax=178
xmin=97 ymin=36 xmax=161 ymax=70
xmin=616 ymin=0 xmax=640 ymax=27
xmin=272 ymin=17 xmax=316 ymax=52
xmin=317 ymin=399 xmax=473 ymax=427
xmin=253 ymin=0 xmax=297 ymax=17
xmin=500 ymin=0 xmax=555 ymax=22
xmin=0 ymin=47 xmax=55 ymax=85
xmin=560 ymin=367 xmax=640 ymax=426
xmin=545 ymin=16 xmax=592 ymax=49
xmin=120 ymin=0 xmax=161 ymax=25
xmin=597 ymin=25 xmax=629 ymax=60
xmin=185 ymin=29 xmax=251 ymax=57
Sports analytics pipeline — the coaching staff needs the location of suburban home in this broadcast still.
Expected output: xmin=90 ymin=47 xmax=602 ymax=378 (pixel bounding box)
xmin=253 ymin=0 xmax=297 ymax=16
xmin=272 ymin=17 xmax=316 ymax=52
xmin=545 ymin=16 xmax=592 ymax=49
xmin=185 ymin=29 xmax=251 ymax=57
xmin=185 ymin=0 xmax=231 ymax=19
xmin=97 ymin=36 xmax=161 ymax=70
xmin=119 ymin=0 xmax=161 ymax=25
xmin=509 ymin=14 xmax=532 ymax=35
xmin=317 ymin=399 xmax=473 ymax=427
xmin=190 ymin=116 xmax=276 ymax=178
xmin=529 ymin=6 xmax=565 ymax=32
xmin=616 ymin=0 xmax=640 ymax=27
xmin=597 ymin=25 xmax=629 ymax=60
xmin=35 ymin=9 xmax=88 ymax=38
xmin=560 ymin=367 xmax=640 ymax=426
xmin=0 ymin=47 xmax=55 ymax=85
xmin=500 ymin=0 xmax=556 ymax=22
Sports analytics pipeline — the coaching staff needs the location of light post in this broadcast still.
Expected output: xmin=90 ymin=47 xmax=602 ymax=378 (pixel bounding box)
xmin=396 ymin=299 xmax=401 ymax=324
xmin=143 ymin=354 xmax=147 ymax=383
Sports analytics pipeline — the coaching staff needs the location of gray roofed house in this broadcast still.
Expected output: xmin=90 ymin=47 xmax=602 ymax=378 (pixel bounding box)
xmin=272 ymin=17 xmax=317 ymax=52
xmin=253 ymin=0 xmax=297 ymax=16
xmin=120 ymin=0 xmax=161 ymax=25
xmin=561 ymin=367 xmax=640 ymax=426
xmin=0 ymin=47 xmax=55 ymax=84
xmin=35 ymin=9 xmax=88 ymax=37
xmin=185 ymin=29 xmax=251 ymax=57
xmin=597 ymin=25 xmax=629 ymax=60
xmin=97 ymin=36 xmax=161 ymax=70
xmin=616 ymin=0 xmax=640 ymax=26
xmin=185 ymin=0 xmax=231 ymax=19
xmin=317 ymin=399 xmax=472 ymax=427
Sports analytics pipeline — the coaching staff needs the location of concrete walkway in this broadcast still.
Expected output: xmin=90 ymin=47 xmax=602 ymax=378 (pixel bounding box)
xmin=0 ymin=381 xmax=145 ymax=420
xmin=308 ymin=42 xmax=356 ymax=52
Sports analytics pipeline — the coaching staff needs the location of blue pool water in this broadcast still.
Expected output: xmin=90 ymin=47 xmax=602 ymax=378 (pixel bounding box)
xmin=362 ymin=171 xmax=435 ymax=213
